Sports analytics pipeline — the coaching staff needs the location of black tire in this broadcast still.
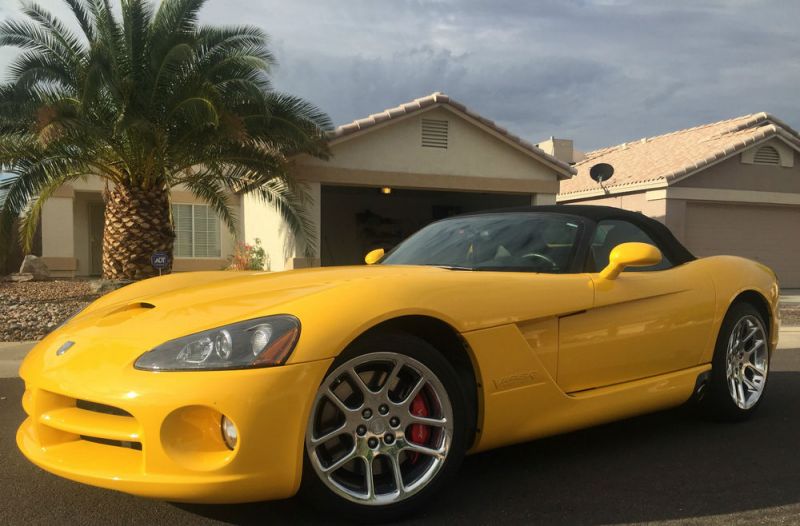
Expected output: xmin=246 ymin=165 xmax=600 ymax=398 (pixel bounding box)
xmin=700 ymin=302 xmax=771 ymax=421
xmin=301 ymin=331 xmax=469 ymax=522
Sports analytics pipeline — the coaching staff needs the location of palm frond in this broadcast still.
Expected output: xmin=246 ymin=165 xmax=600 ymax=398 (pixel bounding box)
xmin=0 ymin=174 xmax=20 ymax=266
xmin=88 ymin=0 xmax=127 ymax=75
xmin=152 ymin=0 xmax=206 ymax=37
xmin=7 ymin=50 xmax=75 ymax=90
xmin=18 ymin=175 xmax=82 ymax=251
xmin=62 ymin=0 xmax=96 ymax=41
xmin=121 ymin=0 xmax=154 ymax=85
xmin=253 ymin=177 xmax=317 ymax=258
xmin=21 ymin=1 xmax=89 ymax=63
xmin=1 ymin=0 xmax=332 ymax=275
xmin=0 ymin=174 xmax=16 ymax=210
xmin=149 ymin=41 xmax=194 ymax=104
xmin=0 ymin=156 xmax=85 ymax=256
xmin=0 ymin=18 xmax=78 ymax=80
xmin=178 ymin=171 xmax=237 ymax=234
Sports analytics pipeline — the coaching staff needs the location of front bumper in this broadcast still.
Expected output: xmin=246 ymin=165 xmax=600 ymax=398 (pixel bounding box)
xmin=17 ymin=347 xmax=332 ymax=503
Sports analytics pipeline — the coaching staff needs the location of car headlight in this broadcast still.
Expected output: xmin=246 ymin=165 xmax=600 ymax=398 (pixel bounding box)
xmin=134 ymin=315 xmax=300 ymax=371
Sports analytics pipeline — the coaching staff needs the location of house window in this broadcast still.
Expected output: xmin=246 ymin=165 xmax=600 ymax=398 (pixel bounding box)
xmin=172 ymin=204 xmax=220 ymax=258
xmin=421 ymin=118 xmax=448 ymax=149
xmin=752 ymin=145 xmax=781 ymax=165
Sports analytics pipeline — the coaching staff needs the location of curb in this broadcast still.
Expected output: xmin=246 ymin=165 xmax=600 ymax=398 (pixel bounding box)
xmin=0 ymin=341 xmax=38 ymax=349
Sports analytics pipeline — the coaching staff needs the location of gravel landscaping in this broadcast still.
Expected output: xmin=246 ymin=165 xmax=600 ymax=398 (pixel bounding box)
xmin=0 ymin=281 xmax=101 ymax=342
xmin=1 ymin=280 xmax=800 ymax=342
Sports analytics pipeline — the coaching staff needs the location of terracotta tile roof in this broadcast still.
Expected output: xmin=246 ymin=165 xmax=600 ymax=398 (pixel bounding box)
xmin=559 ymin=112 xmax=800 ymax=198
xmin=328 ymin=92 xmax=576 ymax=178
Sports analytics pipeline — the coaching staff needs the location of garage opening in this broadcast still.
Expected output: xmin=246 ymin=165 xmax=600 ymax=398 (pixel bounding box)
xmin=320 ymin=186 xmax=533 ymax=266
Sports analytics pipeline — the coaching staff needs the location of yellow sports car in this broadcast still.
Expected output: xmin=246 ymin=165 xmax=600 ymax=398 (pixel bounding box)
xmin=17 ymin=205 xmax=779 ymax=520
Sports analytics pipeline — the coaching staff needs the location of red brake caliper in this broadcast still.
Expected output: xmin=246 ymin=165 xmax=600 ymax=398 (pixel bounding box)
xmin=408 ymin=393 xmax=431 ymax=463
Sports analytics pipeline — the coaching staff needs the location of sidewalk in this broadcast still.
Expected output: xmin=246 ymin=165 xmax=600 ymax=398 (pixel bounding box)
xmin=781 ymin=289 xmax=800 ymax=304
xmin=780 ymin=326 xmax=800 ymax=349
xmin=0 ymin=342 xmax=36 ymax=378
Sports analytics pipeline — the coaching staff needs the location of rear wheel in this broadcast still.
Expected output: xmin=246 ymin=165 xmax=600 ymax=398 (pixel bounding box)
xmin=303 ymin=333 xmax=467 ymax=521
xmin=701 ymin=302 xmax=770 ymax=420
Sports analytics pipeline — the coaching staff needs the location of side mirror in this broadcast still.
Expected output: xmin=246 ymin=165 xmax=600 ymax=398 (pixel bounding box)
xmin=599 ymin=242 xmax=661 ymax=280
xmin=364 ymin=248 xmax=385 ymax=265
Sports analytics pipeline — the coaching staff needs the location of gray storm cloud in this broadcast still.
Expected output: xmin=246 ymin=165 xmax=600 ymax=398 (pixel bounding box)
xmin=0 ymin=0 xmax=797 ymax=150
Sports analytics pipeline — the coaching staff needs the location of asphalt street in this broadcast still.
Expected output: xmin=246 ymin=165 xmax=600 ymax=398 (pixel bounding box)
xmin=2 ymin=348 xmax=800 ymax=525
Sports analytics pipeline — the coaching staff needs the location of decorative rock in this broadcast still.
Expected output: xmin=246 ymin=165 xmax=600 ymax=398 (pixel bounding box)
xmin=4 ymin=273 xmax=34 ymax=282
xmin=1 ymin=280 xmax=103 ymax=342
xmin=19 ymin=255 xmax=50 ymax=281
xmin=89 ymin=279 xmax=133 ymax=294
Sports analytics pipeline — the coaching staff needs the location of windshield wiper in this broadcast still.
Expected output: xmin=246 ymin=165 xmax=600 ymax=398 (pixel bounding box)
xmin=435 ymin=265 xmax=475 ymax=271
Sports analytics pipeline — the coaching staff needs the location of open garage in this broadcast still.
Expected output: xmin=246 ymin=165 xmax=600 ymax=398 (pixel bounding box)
xmin=243 ymin=92 xmax=576 ymax=271
xmin=320 ymin=186 xmax=531 ymax=265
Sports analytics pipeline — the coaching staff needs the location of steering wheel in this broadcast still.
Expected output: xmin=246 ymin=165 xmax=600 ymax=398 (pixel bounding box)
xmin=520 ymin=252 xmax=559 ymax=271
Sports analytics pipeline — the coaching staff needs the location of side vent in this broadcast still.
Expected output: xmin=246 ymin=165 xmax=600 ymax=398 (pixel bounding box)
xmin=421 ymin=119 xmax=448 ymax=149
xmin=753 ymin=145 xmax=780 ymax=165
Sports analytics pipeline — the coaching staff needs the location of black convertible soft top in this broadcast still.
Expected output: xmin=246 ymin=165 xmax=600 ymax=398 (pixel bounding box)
xmin=474 ymin=205 xmax=696 ymax=266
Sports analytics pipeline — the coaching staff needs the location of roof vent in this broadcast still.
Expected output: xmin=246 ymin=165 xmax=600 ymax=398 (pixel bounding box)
xmin=753 ymin=145 xmax=780 ymax=165
xmin=421 ymin=119 xmax=448 ymax=149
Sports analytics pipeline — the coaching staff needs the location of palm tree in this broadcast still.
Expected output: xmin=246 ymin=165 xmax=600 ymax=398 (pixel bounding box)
xmin=0 ymin=0 xmax=331 ymax=280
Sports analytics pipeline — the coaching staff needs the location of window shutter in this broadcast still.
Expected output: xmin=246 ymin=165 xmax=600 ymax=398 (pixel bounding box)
xmin=190 ymin=205 xmax=220 ymax=258
xmin=421 ymin=119 xmax=448 ymax=149
xmin=172 ymin=204 xmax=220 ymax=258
xmin=172 ymin=204 xmax=193 ymax=257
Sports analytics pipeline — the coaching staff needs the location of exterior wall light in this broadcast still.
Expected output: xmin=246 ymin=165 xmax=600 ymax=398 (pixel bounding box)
xmin=380 ymin=187 xmax=392 ymax=195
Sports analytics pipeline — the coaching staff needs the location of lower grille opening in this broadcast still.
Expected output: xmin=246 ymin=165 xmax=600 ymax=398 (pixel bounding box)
xmin=80 ymin=435 xmax=142 ymax=451
xmin=76 ymin=399 xmax=133 ymax=417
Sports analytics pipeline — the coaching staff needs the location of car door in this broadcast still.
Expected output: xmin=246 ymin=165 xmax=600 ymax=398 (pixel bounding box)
xmin=557 ymin=219 xmax=716 ymax=393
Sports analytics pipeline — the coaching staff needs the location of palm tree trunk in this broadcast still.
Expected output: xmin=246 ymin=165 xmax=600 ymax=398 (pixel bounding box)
xmin=102 ymin=185 xmax=174 ymax=280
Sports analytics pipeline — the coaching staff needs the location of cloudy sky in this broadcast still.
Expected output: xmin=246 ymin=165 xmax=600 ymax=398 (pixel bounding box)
xmin=1 ymin=0 xmax=798 ymax=150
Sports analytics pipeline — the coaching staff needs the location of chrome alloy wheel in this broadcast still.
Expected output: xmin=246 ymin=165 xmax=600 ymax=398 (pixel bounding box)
xmin=725 ymin=315 xmax=769 ymax=410
xmin=306 ymin=352 xmax=454 ymax=506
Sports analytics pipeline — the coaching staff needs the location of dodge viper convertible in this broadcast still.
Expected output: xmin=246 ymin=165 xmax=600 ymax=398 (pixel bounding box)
xmin=17 ymin=205 xmax=779 ymax=519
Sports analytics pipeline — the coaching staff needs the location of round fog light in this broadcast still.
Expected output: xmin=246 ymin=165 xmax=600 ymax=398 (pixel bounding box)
xmin=221 ymin=415 xmax=238 ymax=450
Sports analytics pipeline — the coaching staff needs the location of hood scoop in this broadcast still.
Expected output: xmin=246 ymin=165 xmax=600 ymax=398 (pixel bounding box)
xmin=107 ymin=302 xmax=156 ymax=314
xmin=94 ymin=302 xmax=157 ymax=327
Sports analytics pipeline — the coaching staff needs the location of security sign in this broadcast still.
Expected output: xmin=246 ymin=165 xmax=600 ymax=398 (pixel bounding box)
xmin=151 ymin=252 xmax=170 ymax=271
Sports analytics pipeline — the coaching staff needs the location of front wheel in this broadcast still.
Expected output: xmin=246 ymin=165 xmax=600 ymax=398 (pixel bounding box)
xmin=302 ymin=333 xmax=468 ymax=521
xmin=701 ymin=302 xmax=770 ymax=420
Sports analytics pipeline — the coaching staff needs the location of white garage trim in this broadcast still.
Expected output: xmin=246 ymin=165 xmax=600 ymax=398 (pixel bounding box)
xmin=298 ymin=165 xmax=560 ymax=194
xmin=646 ymin=187 xmax=800 ymax=206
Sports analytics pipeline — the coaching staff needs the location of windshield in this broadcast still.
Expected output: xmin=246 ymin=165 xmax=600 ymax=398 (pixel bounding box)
xmin=382 ymin=213 xmax=582 ymax=272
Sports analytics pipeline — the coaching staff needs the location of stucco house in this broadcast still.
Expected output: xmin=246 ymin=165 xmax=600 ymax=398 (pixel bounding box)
xmin=39 ymin=92 xmax=575 ymax=277
xmin=558 ymin=113 xmax=800 ymax=287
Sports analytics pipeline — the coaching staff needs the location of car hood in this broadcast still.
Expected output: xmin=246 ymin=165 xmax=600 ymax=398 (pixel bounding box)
xmin=21 ymin=264 xmax=598 ymax=379
xmin=21 ymin=266 xmax=451 ymax=376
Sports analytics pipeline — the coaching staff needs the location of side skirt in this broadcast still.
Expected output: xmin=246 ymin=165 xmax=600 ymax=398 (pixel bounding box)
xmin=465 ymin=323 xmax=711 ymax=453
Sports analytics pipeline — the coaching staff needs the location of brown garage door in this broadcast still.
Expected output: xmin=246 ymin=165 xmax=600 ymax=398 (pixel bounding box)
xmin=684 ymin=202 xmax=800 ymax=287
